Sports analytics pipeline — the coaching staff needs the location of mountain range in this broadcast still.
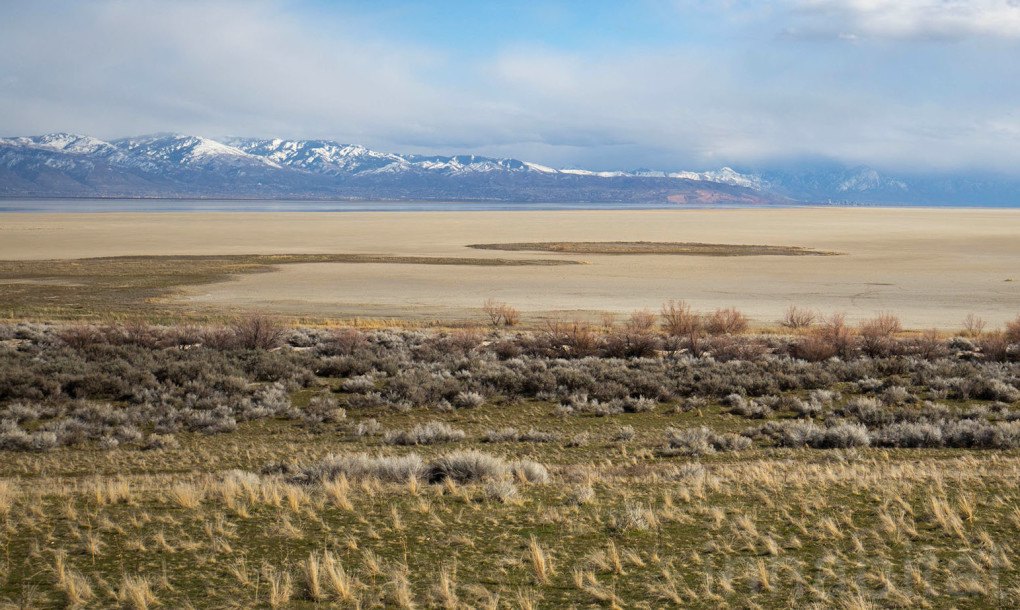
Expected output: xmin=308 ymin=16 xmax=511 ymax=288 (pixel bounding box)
xmin=2 ymin=133 xmax=1018 ymax=206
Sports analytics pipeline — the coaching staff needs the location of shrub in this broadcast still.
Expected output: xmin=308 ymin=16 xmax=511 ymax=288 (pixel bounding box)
xmin=818 ymin=313 xmax=855 ymax=358
xmin=483 ymin=427 xmax=520 ymax=443
xmin=961 ymin=313 xmax=987 ymax=338
xmin=424 ymin=450 xmax=510 ymax=483
xmin=859 ymin=313 xmax=902 ymax=357
xmin=384 ymin=422 xmax=466 ymax=446
xmin=232 ymin=314 xmax=286 ymax=350
xmin=661 ymin=300 xmax=701 ymax=337
xmin=482 ymin=299 xmax=520 ymax=327
xmin=810 ymin=423 xmax=871 ymax=449
xmin=452 ymin=391 xmax=485 ymax=409
xmin=625 ymin=310 xmax=658 ymax=333
xmin=519 ymin=428 xmax=559 ymax=443
xmin=603 ymin=330 xmax=659 ymax=359
xmin=340 ymin=375 xmax=376 ymax=393
xmin=301 ymin=453 xmax=425 ymax=483
xmin=780 ymin=306 xmax=816 ymax=330
xmin=566 ymin=485 xmax=595 ymax=506
xmin=1006 ymin=315 xmax=1020 ymax=344
xmin=749 ymin=421 xmax=870 ymax=449
xmin=484 ymin=480 xmax=518 ymax=503
xmin=793 ymin=335 xmax=838 ymax=362
xmin=872 ymin=423 xmax=943 ymax=448
xmin=704 ymin=308 xmax=749 ymax=335
xmin=511 ymin=460 xmax=550 ymax=483
xmin=614 ymin=425 xmax=636 ymax=442
xmin=304 ymin=395 xmax=346 ymax=424
xmin=664 ymin=427 xmax=751 ymax=456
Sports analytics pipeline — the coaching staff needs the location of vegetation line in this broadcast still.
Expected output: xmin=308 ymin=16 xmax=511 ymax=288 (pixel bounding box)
xmin=468 ymin=240 xmax=842 ymax=256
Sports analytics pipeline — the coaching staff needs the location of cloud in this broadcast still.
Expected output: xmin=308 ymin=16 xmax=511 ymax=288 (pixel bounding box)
xmin=786 ymin=0 xmax=1020 ymax=41
xmin=0 ymin=0 xmax=1018 ymax=173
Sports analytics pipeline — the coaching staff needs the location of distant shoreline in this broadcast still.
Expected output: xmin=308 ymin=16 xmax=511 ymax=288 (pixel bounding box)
xmin=1 ymin=197 xmax=1017 ymax=213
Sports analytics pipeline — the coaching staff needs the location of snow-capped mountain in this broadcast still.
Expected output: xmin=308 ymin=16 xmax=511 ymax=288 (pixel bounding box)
xmin=0 ymin=132 xmax=774 ymax=202
xmin=2 ymin=132 xmax=1017 ymax=205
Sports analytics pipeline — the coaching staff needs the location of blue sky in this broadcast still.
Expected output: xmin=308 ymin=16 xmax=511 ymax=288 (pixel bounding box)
xmin=1 ymin=0 xmax=1019 ymax=173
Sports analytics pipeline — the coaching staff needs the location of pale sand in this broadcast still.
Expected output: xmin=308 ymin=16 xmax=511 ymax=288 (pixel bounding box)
xmin=1 ymin=208 xmax=1018 ymax=327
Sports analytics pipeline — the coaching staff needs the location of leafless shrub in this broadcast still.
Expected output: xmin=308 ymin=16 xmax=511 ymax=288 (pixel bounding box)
xmin=660 ymin=300 xmax=701 ymax=337
xmin=482 ymin=299 xmax=520 ymax=327
xmin=812 ymin=313 xmax=855 ymax=358
xmin=910 ymin=328 xmax=947 ymax=359
xmin=780 ymin=306 xmax=816 ymax=330
xmin=859 ymin=313 xmax=902 ymax=357
xmin=232 ymin=314 xmax=286 ymax=350
xmin=626 ymin=310 xmax=658 ymax=333
xmin=961 ymin=313 xmax=987 ymax=338
xmin=704 ymin=307 xmax=749 ymax=335
xmin=544 ymin=320 xmax=599 ymax=358
xmin=1006 ymin=314 xmax=1020 ymax=344
xmin=58 ymin=324 xmax=103 ymax=349
xmin=792 ymin=334 xmax=837 ymax=362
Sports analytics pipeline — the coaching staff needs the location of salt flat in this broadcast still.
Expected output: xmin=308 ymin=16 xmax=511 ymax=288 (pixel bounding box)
xmin=1 ymin=207 xmax=1018 ymax=327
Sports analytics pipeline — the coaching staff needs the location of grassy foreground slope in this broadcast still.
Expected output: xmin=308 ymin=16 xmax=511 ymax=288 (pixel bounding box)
xmin=1 ymin=316 xmax=1019 ymax=608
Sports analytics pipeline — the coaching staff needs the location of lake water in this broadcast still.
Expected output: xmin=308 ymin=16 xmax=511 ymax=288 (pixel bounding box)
xmin=0 ymin=198 xmax=1014 ymax=213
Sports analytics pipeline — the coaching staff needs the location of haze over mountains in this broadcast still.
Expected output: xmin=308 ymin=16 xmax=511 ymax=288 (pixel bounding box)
xmin=1 ymin=133 xmax=1017 ymax=206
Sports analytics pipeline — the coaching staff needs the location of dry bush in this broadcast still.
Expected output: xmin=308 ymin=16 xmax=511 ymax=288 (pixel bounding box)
xmin=58 ymin=324 xmax=103 ymax=349
xmin=962 ymin=313 xmax=987 ymax=338
xmin=546 ymin=320 xmax=598 ymax=357
xmin=704 ymin=307 xmax=748 ymax=335
xmin=911 ymin=328 xmax=947 ymax=360
xmin=384 ymin=422 xmax=466 ymax=446
xmin=780 ymin=305 xmax=816 ymax=330
xmin=424 ymin=450 xmax=510 ymax=484
xmin=1006 ymin=314 xmax=1020 ymax=344
xmin=660 ymin=300 xmax=701 ymax=337
xmin=859 ymin=313 xmax=902 ymax=357
xmin=625 ymin=310 xmax=658 ymax=333
xmin=325 ymin=328 xmax=368 ymax=355
xmin=818 ymin=313 xmax=855 ymax=357
xmin=482 ymin=299 xmax=520 ymax=327
xmin=232 ymin=314 xmax=286 ymax=350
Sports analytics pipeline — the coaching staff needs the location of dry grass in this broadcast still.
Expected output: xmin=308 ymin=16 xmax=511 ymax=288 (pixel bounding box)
xmin=468 ymin=241 xmax=840 ymax=256
xmin=1 ymin=321 xmax=1019 ymax=607
xmin=0 ymin=253 xmax=578 ymax=321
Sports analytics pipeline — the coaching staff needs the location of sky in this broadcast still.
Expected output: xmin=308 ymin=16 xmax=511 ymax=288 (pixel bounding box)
xmin=1 ymin=0 xmax=1019 ymax=172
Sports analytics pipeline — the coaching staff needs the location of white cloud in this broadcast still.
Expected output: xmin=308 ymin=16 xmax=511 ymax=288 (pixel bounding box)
xmin=0 ymin=0 xmax=1018 ymax=173
xmin=790 ymin=0 xmax=1020 ymax=40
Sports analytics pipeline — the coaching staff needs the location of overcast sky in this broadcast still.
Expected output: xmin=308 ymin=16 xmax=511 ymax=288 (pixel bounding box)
xmin=2 ymin=0 xmax=1019 ymax=172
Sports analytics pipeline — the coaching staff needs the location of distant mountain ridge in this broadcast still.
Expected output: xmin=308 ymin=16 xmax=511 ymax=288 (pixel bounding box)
xmin=1 ymin=132 xmax=1018 ymax=205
